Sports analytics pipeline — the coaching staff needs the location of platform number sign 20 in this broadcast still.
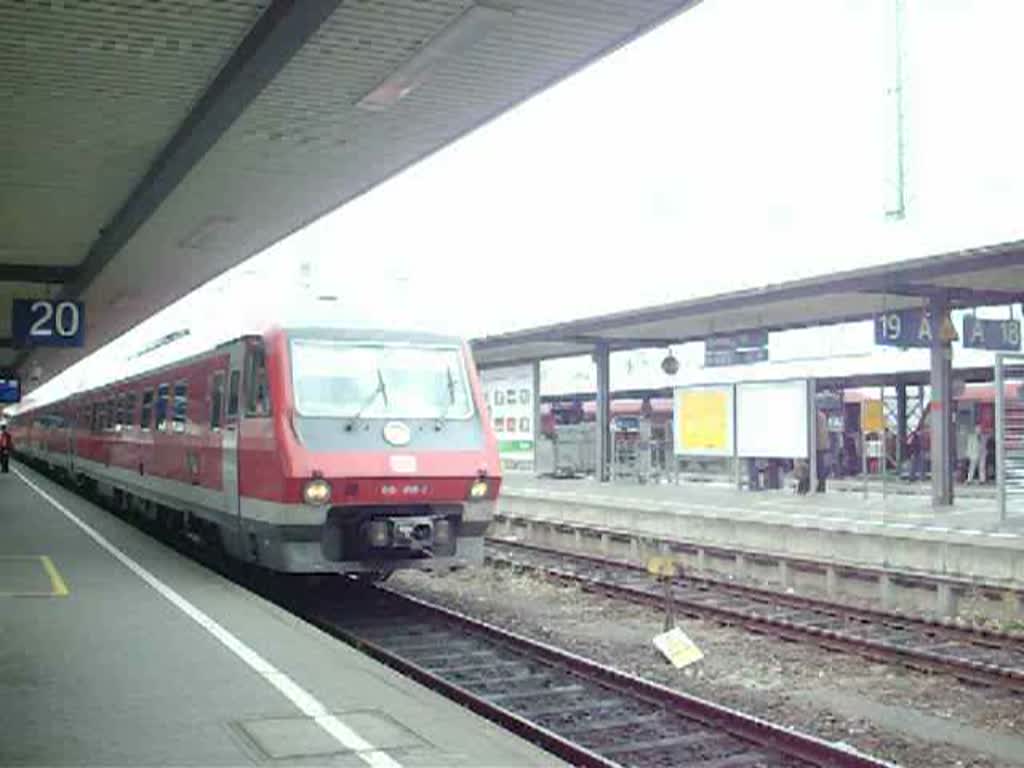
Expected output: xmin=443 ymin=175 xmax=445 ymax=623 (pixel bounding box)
xmin=12 ymin=299 xmax=85 ymax=348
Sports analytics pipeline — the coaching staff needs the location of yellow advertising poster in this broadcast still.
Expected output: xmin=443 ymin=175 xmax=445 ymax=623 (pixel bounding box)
xmin=861 ymin=400 xmax=884 ymax=433
xmin=674 ymin=385 xmax=734 ymax=456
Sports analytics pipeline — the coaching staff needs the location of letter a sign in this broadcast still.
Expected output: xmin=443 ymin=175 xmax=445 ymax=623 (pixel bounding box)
xmin=963 ymin=316 xmax=1022 ymax=350
xmin=917 ymin=313 xmax=932 ymax=343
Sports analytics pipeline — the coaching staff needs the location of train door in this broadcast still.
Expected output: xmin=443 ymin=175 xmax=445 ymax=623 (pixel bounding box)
xmin=65 ymin=404 xmax=75 ymax=472
xmin=222 ymin=346 xmax=244 ymax=534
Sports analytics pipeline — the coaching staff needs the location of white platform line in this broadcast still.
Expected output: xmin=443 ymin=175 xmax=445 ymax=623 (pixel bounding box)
xmin=14 ymin=468 xmax=402 ymax=768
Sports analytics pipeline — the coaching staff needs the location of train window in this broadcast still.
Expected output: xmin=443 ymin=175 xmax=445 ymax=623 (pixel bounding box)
xmin=155 ymin=384 xmax=170 ymax=432
xmin=210 ymin=372 xmax=225 ymax=430
xmin=227 ymin=370 xmax=240 ymax=419
xmin=125 ymin=392 xmax=137 ymax=427
xmin=107 ymin=398 xmax=116 ymax=430
xmin=91 ymin=402 xmax=100 ymax=433
xmin=115 ymin=394 xmax=126 ymax=427
xmin=140 ymin=389 xmax=154 ymax=429
xmin=172 ymin=382 xmax=188 ymax=432
xmin=245 ymin=347 xmax=271 ymax=417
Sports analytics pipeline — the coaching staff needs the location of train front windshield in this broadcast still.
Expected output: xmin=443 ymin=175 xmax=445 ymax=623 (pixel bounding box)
xmin=290 ymin=339 xmax=475 ymax=420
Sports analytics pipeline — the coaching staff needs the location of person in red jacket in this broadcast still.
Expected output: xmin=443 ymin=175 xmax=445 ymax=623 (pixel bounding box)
xmin=0 ymin=424 xmax=12 ymax=473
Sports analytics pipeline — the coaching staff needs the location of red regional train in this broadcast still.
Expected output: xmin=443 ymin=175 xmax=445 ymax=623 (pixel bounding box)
xmin=10 ymin=326 xmax=500 ymax=580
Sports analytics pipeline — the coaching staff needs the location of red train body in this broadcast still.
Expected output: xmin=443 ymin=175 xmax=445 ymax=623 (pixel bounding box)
xmin=11 ymin=326 xmax=501 ymax=577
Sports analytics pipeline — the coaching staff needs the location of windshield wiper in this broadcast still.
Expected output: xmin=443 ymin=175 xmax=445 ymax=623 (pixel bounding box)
xmin=435 ymin=366 xmax=457 ymax=430
xmin=346 ymin=368 xmax=389 ymax=431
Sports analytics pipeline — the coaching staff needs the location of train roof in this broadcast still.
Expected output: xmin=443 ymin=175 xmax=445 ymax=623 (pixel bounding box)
xmin=15 ymin=326 xmax=470 ymax=416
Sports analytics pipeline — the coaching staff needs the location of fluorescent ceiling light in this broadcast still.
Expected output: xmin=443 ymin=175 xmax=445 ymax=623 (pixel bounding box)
xmin=178 ymin=215 xmax=235 ymax=250
xmin=357 ymin=4 xmax=515 ymax=111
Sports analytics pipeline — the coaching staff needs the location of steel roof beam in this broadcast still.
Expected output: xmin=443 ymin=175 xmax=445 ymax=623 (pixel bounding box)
xmin=861 ymin=284 xmax=1024 ymax=305
xmin=472 ymin=239 xmax=1024 ymax=351
xmin=0 ymin=265 xmax=74 ymax=284
xmin=61 ymin=0 xmax=344 ymax=302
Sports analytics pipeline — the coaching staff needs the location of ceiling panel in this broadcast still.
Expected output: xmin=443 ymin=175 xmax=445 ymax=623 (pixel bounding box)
xmin=0 ymin=0 xmax=269 ymax=270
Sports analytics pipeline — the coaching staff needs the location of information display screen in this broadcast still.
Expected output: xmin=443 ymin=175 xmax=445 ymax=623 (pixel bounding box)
xmin=0 ymin=378 xmax=21 ymax=404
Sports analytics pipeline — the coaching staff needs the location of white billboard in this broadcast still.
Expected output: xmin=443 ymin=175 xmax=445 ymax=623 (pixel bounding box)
xmin=736 ymin=379 xmax=810 ymax=459
xmin=480 ymin=364 xmax=536 ymax=471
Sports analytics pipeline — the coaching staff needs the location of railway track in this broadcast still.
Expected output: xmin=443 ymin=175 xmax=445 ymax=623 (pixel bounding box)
xmin=295 ymin=586 xmax=892 ymax=768
xmin=485 ymin=538 xmax=1024 ymax=693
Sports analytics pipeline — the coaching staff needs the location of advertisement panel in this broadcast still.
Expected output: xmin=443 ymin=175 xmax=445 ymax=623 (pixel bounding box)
xmin=736 ymin=379 xmax=810 ymax=459
xmin=673 ymin=385 xmax=734 ymax=456
xmin=480 ymin=364 xmax=536 ymax=471
xmin=860 ymin=400 xmax=884 ymax=433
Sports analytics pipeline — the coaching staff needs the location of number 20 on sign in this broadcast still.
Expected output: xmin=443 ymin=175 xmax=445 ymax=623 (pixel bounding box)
xmin=12 ymin=299 xmax=85 ymax=348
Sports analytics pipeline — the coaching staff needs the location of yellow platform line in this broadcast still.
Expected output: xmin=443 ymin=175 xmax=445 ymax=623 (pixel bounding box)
xmin=41 ymin=555 xmax=69 ymax=597
xmin=0 ymin=555 xmax=69 ymax=597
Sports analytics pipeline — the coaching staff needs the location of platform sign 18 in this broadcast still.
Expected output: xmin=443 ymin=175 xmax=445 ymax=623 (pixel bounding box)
xmin=12 ymin=299 xmax=85 ymax=348
xmin=962 ymin=316 xmax=1021 ymax=351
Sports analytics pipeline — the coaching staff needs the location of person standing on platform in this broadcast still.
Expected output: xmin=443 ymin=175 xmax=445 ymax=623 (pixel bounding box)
xmin=0 ymin=425 xmax=12 ymax=473
xmin=906 ymin=428 xmax=922 ymax=482
xmin=816 ymin=410 xmax=829 ymax=492
xmin=966 ymin=424 xmax=986 ymax=484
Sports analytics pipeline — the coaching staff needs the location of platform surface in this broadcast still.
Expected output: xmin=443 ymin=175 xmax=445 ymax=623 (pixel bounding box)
xmin=505 ymin=473 xmax=1024 ymax=539
xmin=500 ymin=474 xmax=1024 ymax=586
xmin=0 ymin=462 xmax=563 ymax=767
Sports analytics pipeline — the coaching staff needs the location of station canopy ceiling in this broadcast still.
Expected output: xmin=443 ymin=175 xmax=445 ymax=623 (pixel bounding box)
xmin=1 ymin=0 xmax=700 ymax=388
xmin=470 ymin=239 xmax=1024 ymax=368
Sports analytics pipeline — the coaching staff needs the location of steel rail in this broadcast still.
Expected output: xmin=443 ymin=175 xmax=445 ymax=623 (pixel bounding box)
xmin=485 ymin=538 xmax=1024 ymax=693
xmin=298 ymin=586 xmax=894 ymax=768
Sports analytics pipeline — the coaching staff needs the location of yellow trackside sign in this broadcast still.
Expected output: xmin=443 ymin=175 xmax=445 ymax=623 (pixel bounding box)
xmin=653 ymin=626 xmax=704 ymax=669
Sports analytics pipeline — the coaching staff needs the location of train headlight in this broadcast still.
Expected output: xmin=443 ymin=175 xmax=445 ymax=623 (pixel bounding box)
xmin=302 ymin=478 xmax=332 ymax=506
xmin=468 ymin=479 xmax=490 ymax=500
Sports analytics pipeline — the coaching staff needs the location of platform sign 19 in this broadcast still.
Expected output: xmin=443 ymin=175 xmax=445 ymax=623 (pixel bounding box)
xmin=962 ymin=316 xmax=1021 ymax=351
xmin=875 ymin=308 xmax=958 ymax=348
xmin=12 ymin=299 xmax=85 ymax=348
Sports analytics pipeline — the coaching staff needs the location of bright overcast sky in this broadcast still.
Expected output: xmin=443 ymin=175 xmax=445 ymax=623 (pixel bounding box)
xmin=24 ymin=0 xmax=1024 ymax=405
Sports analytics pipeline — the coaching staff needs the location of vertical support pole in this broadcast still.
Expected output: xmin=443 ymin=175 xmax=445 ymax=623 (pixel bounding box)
xmin=930 ymin=296 xmax=954 ymax=507
xmin=884 ymin=0 xmax=908 ymax=220
xmin=808 ymin=378 xmax=819 ymax=494
xmin=825 ymin=566 xmax=838 ymax=598
xmin=879 ymin=572 xmax=893 ymax=609
xmin=896 ymin=382 xmax=908 ymax=467
xmin=880 ymin=385 xmax=888 ymax=501
xmin=935 ymin=582 xmax=957 ymax=618
xmin=778 ymin=560 xmax=793 ymax=590
xmin=531 ymin=359 xmax=541 ymax=476
xmin=996 ymin=354 xmax=1006 ymax=521
xmin=862 ymin=417 xmax=869 ymax=500
xmin=594 ymin=341 xmax=611 ymax=483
